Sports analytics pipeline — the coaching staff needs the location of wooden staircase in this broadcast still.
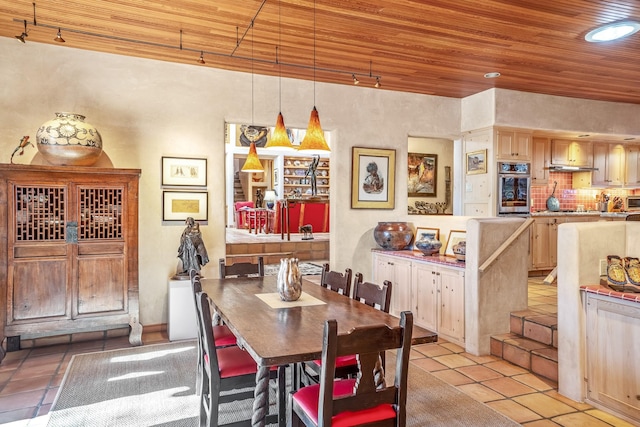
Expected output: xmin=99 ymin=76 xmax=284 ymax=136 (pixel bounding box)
xmin=490 ymin=309 xmax=558 ymax=383
xmin=233 ymin=171 xmax=245 ymax=202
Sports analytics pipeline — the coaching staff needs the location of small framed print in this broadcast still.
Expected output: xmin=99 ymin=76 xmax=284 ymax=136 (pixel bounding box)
xmin=163 ymin=191 xmax=208 ymax=222
xmin=444 ymin=230 xmax=466 ymax=257
xmin=466 ymin=150 xmax=487 ymax=175
xmin=162 ymin=157 xmax=207 ymax=187
xmin=413 ymin=227 xmax=440 ymax=250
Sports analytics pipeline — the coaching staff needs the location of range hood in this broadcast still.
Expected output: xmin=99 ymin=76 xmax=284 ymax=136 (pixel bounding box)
xmin=546 ymin=165 xmax=599 ymax=172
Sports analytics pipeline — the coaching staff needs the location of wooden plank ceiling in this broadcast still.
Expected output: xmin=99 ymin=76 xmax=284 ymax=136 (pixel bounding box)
xmin=1 ymin=0 xmax=640 ymax=104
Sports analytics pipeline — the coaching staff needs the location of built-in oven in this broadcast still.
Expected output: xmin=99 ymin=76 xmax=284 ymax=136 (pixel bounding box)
xmin=497 ymin=162 xmax=531 ymax=215
xmin=626 ymin=195 xmax=640 ymax=211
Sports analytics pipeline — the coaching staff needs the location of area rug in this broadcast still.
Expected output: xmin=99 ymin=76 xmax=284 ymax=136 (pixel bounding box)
xmin=49 ymin=341 xmax=520 ymax=427
xmin=264 ymin=262 xmax=324 ymax=276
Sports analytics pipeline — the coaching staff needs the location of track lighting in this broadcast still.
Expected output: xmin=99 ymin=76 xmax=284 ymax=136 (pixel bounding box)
xmin=352 ymin=74 xmax=359 ymax=85
xmin=197 ymin=51 xmax=205 ymax=64
xmin=15 ymin=20 xmax=28 ymax=43
xmin=54 ymin=27 xmax=65 ymax=43
xmin=375 ymin=77 xmax=381 ymax=88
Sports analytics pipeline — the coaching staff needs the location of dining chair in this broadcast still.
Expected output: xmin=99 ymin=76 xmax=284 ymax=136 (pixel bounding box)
xmin=301 ymin=273 xmax=393 ymax=385
xmin=219 ymin=256 xmax=265 ymax=278
xmin=195 ymin=290 xmax=283 ymax=427
xmin=289 ymin=311 xmax=414 ymax=427
xmin=319 ymin=263 xmax=352 ymax=296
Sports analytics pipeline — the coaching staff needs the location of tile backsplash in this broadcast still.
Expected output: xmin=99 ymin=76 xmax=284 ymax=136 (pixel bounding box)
xmin=530 ymin=172 xmax=637 ymax=212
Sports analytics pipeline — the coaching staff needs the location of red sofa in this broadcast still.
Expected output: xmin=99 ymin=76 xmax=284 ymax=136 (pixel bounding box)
xmin=273 ymin=200 xmax=329 ymax=234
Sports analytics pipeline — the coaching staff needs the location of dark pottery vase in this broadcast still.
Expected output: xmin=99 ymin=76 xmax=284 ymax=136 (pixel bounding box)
xmin=415 ymin=232 xmax=442 ymax=256
xmin=373 ymin=222 xmax=413 ymax=250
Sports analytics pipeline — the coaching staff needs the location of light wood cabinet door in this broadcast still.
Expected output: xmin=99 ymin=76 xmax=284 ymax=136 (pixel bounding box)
xmin=531 ymin=217 xmax=563 ymax=270
xmin=625 ymin=145 xmax=640 ymax=186
xmin=374 ymin=254 xmax=412 ymax=317
xmin=412 ymin=262 xmax=438 ymax=331
xmin=551 ymin=140 xmax=593 ymax=167
xmin=531 ymin=137 xmax=550 ymax=185
xmin=438 ymin=267 xmax=465 ymax=342
xmin=496 ymin=130 xmax=531 ymax=161
xmin=593 ymin=143 xmax=625 ymax=186
xmin=585 ymin=295 xmax=640 ymax=422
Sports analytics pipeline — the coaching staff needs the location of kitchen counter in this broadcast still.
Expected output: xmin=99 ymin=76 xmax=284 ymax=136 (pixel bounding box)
xmin=371 ymin=249 xmax=465 ymax=270
xmin=531 ymin=210 xmax=629 ymax=218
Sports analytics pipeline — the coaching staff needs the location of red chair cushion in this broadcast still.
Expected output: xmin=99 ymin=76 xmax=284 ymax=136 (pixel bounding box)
xmin=216 ymin=346 xmax=259 ymax=378
xmin=213 ymin=325 xmax=237 ymax=347
xmin=312 ymin=354 xmax=357 ymax=368
xmin=292 ymin=379 xmax=396 ymax=427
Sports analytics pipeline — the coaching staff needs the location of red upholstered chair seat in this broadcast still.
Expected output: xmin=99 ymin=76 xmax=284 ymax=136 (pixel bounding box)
xmin=212 ymin=325 xmax=236 ymax=347
xmin=292 ymin=379 xmax=396 ymax=427
xmin=204 ymin=347 xmax=278 ymax=379
xmin=311 ymin=354 xmax=357 ymax=368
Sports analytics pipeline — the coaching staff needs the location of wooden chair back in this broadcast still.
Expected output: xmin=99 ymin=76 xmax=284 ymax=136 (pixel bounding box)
xmin=320 ymin=263 xmax=352 ymax=296
xmin=219 ymin=256 xmax=264 ymax=278
xmin=296 ymin=311 xmax=413 ymax=427
xmin=352 ymin=273 xmax=393 ymax=313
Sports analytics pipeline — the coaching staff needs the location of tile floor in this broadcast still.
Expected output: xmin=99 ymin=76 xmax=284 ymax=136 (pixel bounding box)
xmin=0 ymin=277 xmax=635 ymax=427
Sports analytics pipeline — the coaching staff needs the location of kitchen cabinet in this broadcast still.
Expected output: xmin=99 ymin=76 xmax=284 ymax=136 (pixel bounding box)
xmin=496 ymin=130 xmax=531 ymax=161
xmin=374 ymin=252 xmax=465 ymax=345
xmin=585 ymin=293 xmax=640 ymax=423
xmin=531 ymin=137 xmax=550 ymax=185
xmin=0 ymin=164 xmax=142 ymax=347
xmin=551 ymin=140 xmax=593 ymax=167
xmin=283 ymin=156 xmax=329 ymax=197
xmin=625 ymin=145 xmax=640 ymax=186
xmin=592 ymin=143 xmax=625 ymax=186
xmin=373 ymin=253 xmax=412 ymax=317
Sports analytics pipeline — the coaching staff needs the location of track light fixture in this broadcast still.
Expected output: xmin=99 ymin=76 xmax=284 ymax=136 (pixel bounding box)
xmin=375 ymin=77 xmax=381 ymax=88
xmin=197 ymin=51 xmax=205 ymax=64
xmin=352 ymin=74 xmax=359 ymax=85
xmin=15 ymin=19 xmax=28 ymax=43
xmin=54 ymin=27 xmax=65 ymax=43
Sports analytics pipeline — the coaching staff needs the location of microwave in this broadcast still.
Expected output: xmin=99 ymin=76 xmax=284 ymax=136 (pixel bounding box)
xmin=626 ymin=196 xmax=640 ymax=211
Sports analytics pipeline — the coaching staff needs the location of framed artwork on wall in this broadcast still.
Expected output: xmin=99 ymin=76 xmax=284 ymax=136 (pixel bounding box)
xmin=444 ymin=230 xmax=466 ymax=257
xmin=351 ymin=147 xmax=396 ymax=209
xmin=163 ymin=191 xmax=208 ymax=222
xmin=161 ymin=157 xmax=207 ymax=187
xmin=408 ymin=152 xmax=437 ymax=197
xmin=466 ymin=149 xmax=487 ymax=175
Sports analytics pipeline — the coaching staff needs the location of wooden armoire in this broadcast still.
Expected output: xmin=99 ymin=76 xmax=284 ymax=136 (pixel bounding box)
xmin=0 ymin=164 xmax=142 ymax=359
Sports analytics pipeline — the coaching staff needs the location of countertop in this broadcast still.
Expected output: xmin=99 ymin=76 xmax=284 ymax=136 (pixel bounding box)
xmin=371 ymin=249 xmax=465 ymax=270
xmin=581 ymin=284 xmax=640 ymax=304
xmin=530 ymin=210 xmax=629 ymax=218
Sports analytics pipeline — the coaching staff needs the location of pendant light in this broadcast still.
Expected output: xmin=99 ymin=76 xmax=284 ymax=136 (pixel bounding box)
xmin=299 ymin=0 xmax=330 ymax=152
xmin=241 ymin=21 xmax=265 ymax=173
xmin=265 ymin=0 xmax=294 ymax=149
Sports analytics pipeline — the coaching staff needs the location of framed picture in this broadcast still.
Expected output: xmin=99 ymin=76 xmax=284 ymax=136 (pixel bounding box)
xmin=351 ymin=147 xmax=396 ymax=209
xmin=408 ymin=152 xmax=437 ymax=197
xmin=444 ymin=230 xmax=466 ymax=257
xmin=163 ymin=191 xmax=208 ymax=222
xmin=466 ymin=149 xmax=487 ymax=175
xmin=413 ymin=227 xmax=440 ymax=250
xmin=162 ymin=157 xmax=207 ymax=187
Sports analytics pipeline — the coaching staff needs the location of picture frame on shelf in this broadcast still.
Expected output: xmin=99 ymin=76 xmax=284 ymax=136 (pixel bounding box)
xmin=466 ymin=149 xmax=487 ymax=175
xmin=413 ymin=227 xmax=440 ymax=250
xmin=351 ymin=147 xmax=396 ymax=209
xmin=408 ymin=152 xmax=437 ymax=197
xmin=444 ymin=230 xmax=466 ymax=257
xmin=161 ymin=157 xmax=207 ymax=187
xmin=163 ymin=191 xmax=208 ymax=222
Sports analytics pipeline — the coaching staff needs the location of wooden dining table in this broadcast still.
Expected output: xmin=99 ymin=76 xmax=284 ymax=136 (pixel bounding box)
xmin=200 ymin=275 xmax=438 ymax=427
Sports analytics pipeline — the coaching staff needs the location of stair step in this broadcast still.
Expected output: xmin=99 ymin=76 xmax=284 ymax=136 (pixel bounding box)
xmin=490 ymin=333 xmax=558 ymax=383
xmin=510 ymin=310 xmax=557 ymax=348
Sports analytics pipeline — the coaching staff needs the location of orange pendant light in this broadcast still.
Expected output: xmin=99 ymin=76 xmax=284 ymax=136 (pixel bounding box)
xmin=241 ymin=142 xmax=264 ymax=172
xmin=266 ymin=112 xmax=293 ymax=149
xmin=299 ymin=106 xmax=330 ymax=152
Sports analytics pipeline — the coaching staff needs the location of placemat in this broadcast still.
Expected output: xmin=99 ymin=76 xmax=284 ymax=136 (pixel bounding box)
xmin=256 ymin=292 xmax=326 ymax=308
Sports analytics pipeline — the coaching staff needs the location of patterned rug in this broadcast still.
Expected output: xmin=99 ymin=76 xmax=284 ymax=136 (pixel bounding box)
xmin=264 ymin=262 xmax=324 ymax=276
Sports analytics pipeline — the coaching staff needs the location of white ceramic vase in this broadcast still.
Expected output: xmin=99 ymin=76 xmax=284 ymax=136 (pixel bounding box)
xmin=36 ymin=112 xmax=103 ymax=166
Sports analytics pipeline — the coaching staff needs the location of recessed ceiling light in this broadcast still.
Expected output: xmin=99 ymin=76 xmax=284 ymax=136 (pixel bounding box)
xmin=585 ymin=21 xmax=640 ymax=42
xmin=484 ymin=72 xmax=500 ymax=79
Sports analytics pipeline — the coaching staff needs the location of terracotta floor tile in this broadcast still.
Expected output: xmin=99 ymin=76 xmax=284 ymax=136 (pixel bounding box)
xmin=431 ymin=353 xmax=476 ymax=369
xmin=513 ymin=393 xmax=576 ymax=418
xmin=512 ymin=373 xmax=557 ymax=391
xmin=10 ymin=363 xmax=58 ymax=381
xmin=1 ymin=375 xmax=52 ymax=395
xmin=461 ymin=352 xmax=498 ymax=364
xmin=439 ymin=342 xmax=465 ymax=353
xmin=482 ymin=377 xmax=536 ymax=397
xmin=456 ymin=364 xmax=504 ymax=382
xmin=0 ymin=390 xmax=44 ymax=412
xmin=412 ymin=343 xmax=453 ymax=357
xmin=456 ymin=383 xmax=504 ymax=402
xmin=0 ymin=407 xmax=37 ymax=424
xmin=584 ymin=409 xmax=637 ymax=427
xmin=522 ymin=420 xmax=562 ymax=426
xmin=410 ymin=357 xmax=448 ymax=372
xmin=42 ymin=388 xmax=58 ymax=406
xmin=431 ymin=369 xmax=475 ymax=386
xmin=484 ymin=360 xmax=529 ymax=376
xmin=542 ymin=390 xmax=593 ymax=411
xmin=551 ymin=411 xmax=615 ymax=427
xmin=486 ymin=399 xmax=542 ymax=424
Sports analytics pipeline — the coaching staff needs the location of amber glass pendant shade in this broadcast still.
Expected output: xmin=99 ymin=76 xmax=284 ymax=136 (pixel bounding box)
xmin=241 ymin=142 xmax=264 ymax=172
xmin=265 ymin=112 xmax=294 ymax=149
xmin=299 ymin=107 xmax=330 ymax=152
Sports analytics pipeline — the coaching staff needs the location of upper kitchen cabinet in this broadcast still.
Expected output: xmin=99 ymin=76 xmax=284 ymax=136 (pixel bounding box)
xmin=531 ymin=137 xmax=550 ymax=185
xmin=625 ymin=145 xmax=640 ymax=187
xmin=496 ymin=129 xmax=531 ymax=161
xmin=592 ymin=143 xmax=625 ymax=187
xmin=551 ymin=140 xmax=593 ymax=167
